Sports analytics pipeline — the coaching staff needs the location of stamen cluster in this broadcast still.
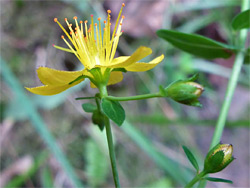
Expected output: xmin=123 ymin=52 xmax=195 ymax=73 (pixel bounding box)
xmin=53 ymin=3 xmax=125 ymax=70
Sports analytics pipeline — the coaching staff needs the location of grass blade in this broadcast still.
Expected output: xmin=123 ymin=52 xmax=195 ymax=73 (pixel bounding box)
xmin=182 ymin=146 xmax=199 ymax=172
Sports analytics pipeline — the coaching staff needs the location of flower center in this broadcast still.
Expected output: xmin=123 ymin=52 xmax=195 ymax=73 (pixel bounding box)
xmin=53 ymin=3 xmax=125 ymax=70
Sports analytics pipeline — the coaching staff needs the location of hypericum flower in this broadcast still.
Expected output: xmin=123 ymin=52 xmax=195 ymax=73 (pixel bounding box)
xmin=204 ymin=143 xmax=234 ymax=173
xmin=26 ymin=3 xmax=164 ymax=96
xmin=165 ymin=74 xmax=204 ymax=107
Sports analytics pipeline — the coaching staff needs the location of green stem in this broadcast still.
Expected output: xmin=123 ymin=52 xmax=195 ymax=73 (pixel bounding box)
xmin=105 ymin=92 xmax=161 ymax=101
xmin=185 ymin=171 xmax=207 ymax=188
xmin=99 ymin=85 xmax=121 ymax=188
xmin=210 ymin=0 xmax=249 ymax=149
xmin=198 ymin=1 xmax=250 ymax=188
xmin=105 ymin=116 xmax=121 ymax=188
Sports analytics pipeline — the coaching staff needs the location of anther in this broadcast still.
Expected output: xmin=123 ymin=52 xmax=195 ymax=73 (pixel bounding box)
xmin=107 ymin=10 xmax=111 ymax=14
xmin=104 ymin=20 xmax=106 ymax=24
xmin=80 ymin=20 xmax=83 ymax=24
xmin=69 ymin=24 xmax=72 ymax=27
xmin=52 ymin=44 xmax=55 ymax=47
xmin=95 ymin=23 xmax=97 ymax=26
xmin=84 ymin=20 xmax=88 ymax=24
xmin=90 ymin=14 xmax=93 ymax=17
xmin=61 ymin=35 xmax=65 ymax=39
xmin=98 ymin=17 xmax=101 ymax=21
xmin=54 ymin=18 xmax=58 ymax=22
xmin=120 ymin=23 xmax=122 ymax=25
xmin=122 ymin=3 xmax=125 ymax=7
xmin=122 ymin=15 xmax=125 ymax=19
xmin=64 ymin=18 xmax=67 ymax=21
xmin=73 ymin=16 xmax=77 ymax=20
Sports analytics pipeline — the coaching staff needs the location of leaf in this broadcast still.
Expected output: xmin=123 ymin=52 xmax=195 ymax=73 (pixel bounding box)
xmin=182 ymin=146 xmax=199 ymax=172
xmin=101 ymin=98 xmax=125 ymax=126
xmin=244 ymin=48 xmax=250 ymax=64
xmin=159 ymin=85 xmax=167 ymax=96
xmin=41 ymin=166 xmax=54 ymax=188
xmin=187 ymin=73 xmax=199 ymax=81
xmin=156 ymin=29 xmax=234 ymax=59
xmin=82 ymin=103 xmax=97 ymax=113
xmin=92 ymin=110 xmax=105 ymax=131
xmin=204 ymin=177 xmax=233 ymax=184
xmin=232 ymin=9 xmax=250 ymax=30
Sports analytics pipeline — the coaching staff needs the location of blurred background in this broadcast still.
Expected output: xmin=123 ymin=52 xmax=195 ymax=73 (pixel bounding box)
xmin=0 ymin=0 xmax=249 ymax=187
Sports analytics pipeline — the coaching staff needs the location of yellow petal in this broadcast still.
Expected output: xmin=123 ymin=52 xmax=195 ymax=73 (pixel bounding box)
xmin=107 ymin=71 xmax=124 ymax=85
xmin=125 ymin=54 xmax=164 ymax=72
xmin=37 ymin=67 xmax=91 ymax=85
xmin=90 ymin=71 xmax=123 ymax=88
xmin=25 ymin=79 xmax=82 ymax=96
xmin=103 ymin=46 xmax=152 ymax=68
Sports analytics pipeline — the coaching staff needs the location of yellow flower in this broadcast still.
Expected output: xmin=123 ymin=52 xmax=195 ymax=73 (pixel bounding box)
xmin=26 ymin=3 xmax=164 ymax=96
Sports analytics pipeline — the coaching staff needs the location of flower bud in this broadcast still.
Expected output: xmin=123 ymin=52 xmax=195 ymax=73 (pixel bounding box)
xmin=204 ymin=143 xmax=234 ymax=173
xmin=165 ymin=80 xmax=204 ymax=107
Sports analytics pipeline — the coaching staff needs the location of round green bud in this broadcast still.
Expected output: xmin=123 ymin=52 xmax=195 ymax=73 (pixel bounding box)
xmin=204 ymin=143 xmax=234 ymax=173
xmin=165 ymin=81 xmax=204 ymax=107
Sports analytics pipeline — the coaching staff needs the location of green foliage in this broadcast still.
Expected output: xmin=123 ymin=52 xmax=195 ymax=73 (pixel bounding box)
xmin=41 ymin=166 xmax=54 ymax=188
xmin=244 ymin=48 xmax=250 ymax=64
xmin=204 ymin=177 xmax=233 ymax=184
xmin=232 ymin=9 xmax=250 ymax=30
xmin=156 ymin=29 xmax=234 ymax=59
xmin=182 ymin=146 xmax=199 ymax=172
xmin=92 ymin=109 xmax=105 ymax=131
xmin=101 ymin=98 xmax=125 ymax=126
xmin=82 ymin=103 xmax=97 ymax=113
xmin=85 ymin=139 xmax=109 ymax=187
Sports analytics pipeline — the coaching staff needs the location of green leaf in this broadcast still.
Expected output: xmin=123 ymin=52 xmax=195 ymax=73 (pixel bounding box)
xmin=187 ymin=73 xmax=199 ymax=81
xmin=41 ymin=166 xmax=54 ymax=188
xmin=92 ymin=110 xmax=105 ymax=131
xmin=232 ymin=9 xmax=250 ymax=30
xmin=156 ymin=29 xmax=234 ymax=59
xmin=82 ymin=103 xmax=97 ymax=113
xmin=112 ymin=68 xmax=127 ymax=73
xmin=182 ymin=146 xmax=199 ymax=172
xmin=101 ymin=98 xmax=125 ymax=126
xmin=244 ymin=48 xmax=250 ymax=64
xmin=159 ymin=85 xmax=167 ymax=96
xmin=204 ymin=177 xmax=233 ymax=184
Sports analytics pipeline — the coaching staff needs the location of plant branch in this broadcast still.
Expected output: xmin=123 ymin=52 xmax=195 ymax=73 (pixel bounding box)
xmin=210 ymin=0 xmax=249 ymax=148
xmin=105 ymin=92 xmax=161 ymax=101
